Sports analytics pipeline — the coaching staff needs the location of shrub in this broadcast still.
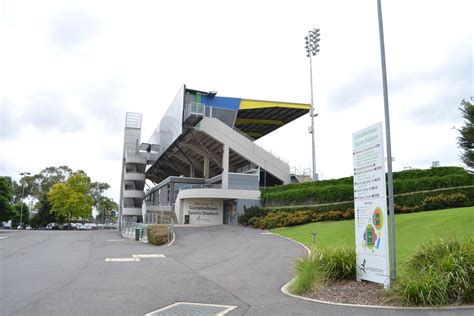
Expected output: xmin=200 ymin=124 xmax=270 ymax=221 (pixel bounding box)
xmin=261 ymin=166 xmax=473 ymax=207
xmin=290 ymin=246 xmax=356 ymax=295
xmin=291 ymin=255 xmax=321 ymax=295
xmin=422 ymin=193 xmax=469 ymax=211
xmin=394 ymin=237 xmax=474 ymax=305
xmin=317 ymin=246 xmax=356 ymax=281
xmin=147 ymin=224 xmax=170 ymax=246
xmin=238 ymin=206 xmax=268 ymax=226
xmin=250 ymin=211 xmax=313 ymax=229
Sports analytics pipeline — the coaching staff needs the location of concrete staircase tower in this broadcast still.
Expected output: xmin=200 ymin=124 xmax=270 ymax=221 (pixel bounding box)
xmin=119 ymin=112 xmax=146 ymax=228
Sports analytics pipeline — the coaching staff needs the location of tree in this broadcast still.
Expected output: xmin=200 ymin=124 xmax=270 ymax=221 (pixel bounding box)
xmin=25 ymin=166 xmax=73 ymax=226
xmin=10 ymin=202 xmax=29 ymax=227
xmin=0 ymin=176 xmax=13 ymax=222
xmin=96 ymin=197 xmax=118 ymax=223
xmin=48 ymin=172 xmax=93 ymax=221
xmin=458 ymin=99 xmax=474 ymax=171
xmin=89 ymin=181 xmax=111 ymax=207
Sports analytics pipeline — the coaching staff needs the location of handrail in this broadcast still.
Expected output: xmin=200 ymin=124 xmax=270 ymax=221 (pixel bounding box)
xmin=179 ymin=184 xmax=260 ymax=191
xmin=232 ymin=127 xmax=289 ymax=164
xmin=184 ymin=102 xmax=290 ymax=165
xmin=121 ymin=214 xmax=174 ymax=243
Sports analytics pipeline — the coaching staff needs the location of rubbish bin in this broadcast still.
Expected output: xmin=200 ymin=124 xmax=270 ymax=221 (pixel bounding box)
xmin=135 ymin=227 xmax=141 ymax=241
xmin=184 ymin=215 xmax=190 ymax=224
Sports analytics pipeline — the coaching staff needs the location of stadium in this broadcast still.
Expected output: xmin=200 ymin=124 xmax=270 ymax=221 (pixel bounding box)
xmin=119 ymin=85 xmax=310 ymax=226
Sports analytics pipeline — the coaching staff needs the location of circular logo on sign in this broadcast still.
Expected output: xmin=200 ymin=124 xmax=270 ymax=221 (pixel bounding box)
xmin=372 ymin=207 xmax=383 ymax=231
xmin=364 ymin=224 xmax=377 ymax=249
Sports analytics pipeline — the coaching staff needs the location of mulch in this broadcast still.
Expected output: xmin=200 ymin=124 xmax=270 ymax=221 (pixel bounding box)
xmin=304 ymin=280 xmax=399 ymax=306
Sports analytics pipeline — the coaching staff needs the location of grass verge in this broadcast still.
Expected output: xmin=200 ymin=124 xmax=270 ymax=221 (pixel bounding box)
xmin=272 ymin=206 xmax=474 ymax=266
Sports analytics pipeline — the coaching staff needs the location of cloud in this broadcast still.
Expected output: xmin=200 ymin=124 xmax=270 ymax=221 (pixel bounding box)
xmin=82 ymin=79 xmax=127 ymax=132
xmin=49 ymin=7 xmax=102 ymax=49
xmin=22 ymin=94 xmax=84 ymax=133
xmin=0 ymin=100 xmax=19 ymax=138
xmin=326 ymin=66 xmax=383 ymax=111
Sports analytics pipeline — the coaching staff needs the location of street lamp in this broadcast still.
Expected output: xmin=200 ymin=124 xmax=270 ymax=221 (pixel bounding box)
xmin=377 ymin=0 xmax=396 ymax=280
xmin=305 ymin=28 xmax=320 ymax=181
xmin=19 ymin=172 xmax=31 ymax=230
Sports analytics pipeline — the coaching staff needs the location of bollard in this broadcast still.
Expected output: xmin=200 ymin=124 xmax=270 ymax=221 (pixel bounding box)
xmin=310 ymin=231 xmax=316 ymax=245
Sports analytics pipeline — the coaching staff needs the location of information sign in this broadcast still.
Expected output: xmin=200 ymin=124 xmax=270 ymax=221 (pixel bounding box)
xmin=352 ymin=122 xmax=390 ymax=286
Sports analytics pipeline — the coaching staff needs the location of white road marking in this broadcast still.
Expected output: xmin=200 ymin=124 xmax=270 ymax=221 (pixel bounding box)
xmin=105 ymin=257 xmax=140 ymax=262
xmin=0 ymin=236 xmax=9 ymax=240
xmin=106 ymin=239 xmax=125 ymax=242
xmin=260 ymin=232 xmax=273 ymax=235
xmin=133 ymin=254 xmax=166 ymax=258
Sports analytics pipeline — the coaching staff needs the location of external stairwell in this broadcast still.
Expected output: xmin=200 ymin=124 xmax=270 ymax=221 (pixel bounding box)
xmin=196 ymin=117 xmax=291 ymax=184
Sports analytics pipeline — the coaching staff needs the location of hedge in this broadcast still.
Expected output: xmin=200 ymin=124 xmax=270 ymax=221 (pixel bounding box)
xmin=243 ymin=190 xmax=474 ymax=229
xmin=393 ymin=174 xmax=474 ymax=195
xmin=262 ymin=184 xmax=353 ymax=206
xmin=263 ymin=187 xmax=474 ymax=214
xmin=392 ymin=166 xmax=466 ymax=180
xmin=262 ymin=167 xmax=473 ymax=206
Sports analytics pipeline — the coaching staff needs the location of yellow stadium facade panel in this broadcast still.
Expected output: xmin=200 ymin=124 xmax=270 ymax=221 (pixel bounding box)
xmin=239 ymin=100 xmax=311 ymax=110
xmin=235 ymin=118 xmax=284 ymax=126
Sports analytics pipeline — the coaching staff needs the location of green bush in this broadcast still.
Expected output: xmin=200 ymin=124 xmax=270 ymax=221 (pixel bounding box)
xmin=262 ymin=184 xmax=353 ymax=206
xmin=393 ymin=167 xmax=466 ymax=180
xmin=261 ymin=166 xmax=473 ymax=207
xmin=250 ymin=211 xmax=313 ymax=229
xmin=291 ymin=254 xmax=321 ymax=294
xmin=290 ymin=246 xmax=356 ymax=294
xmin=393 ymin=174 xmax=474 ymax=195
xmin=147 ymin=224 xmax=170 ymax=246
xmin=394 ymin=237 xmax=474 ymax=305
xmin=423 ymin=193 xmax=469 ymax=211
xmin=317 ymin=246 xmax=356 ymax=281
xmin=238 ymin=206 xmax=269 ymax=226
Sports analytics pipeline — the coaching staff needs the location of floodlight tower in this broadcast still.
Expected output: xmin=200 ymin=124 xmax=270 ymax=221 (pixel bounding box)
xmin=305 ymin=28 xmax=320 ymax=181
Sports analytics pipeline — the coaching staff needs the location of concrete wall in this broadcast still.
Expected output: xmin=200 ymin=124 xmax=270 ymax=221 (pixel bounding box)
xmin=228 ymin=173 xmax=258 ymax=189
xmin=197 ymin=117 xmax=291 ymax=184
xmin=182 ymin=199 xmax=224 ymax=225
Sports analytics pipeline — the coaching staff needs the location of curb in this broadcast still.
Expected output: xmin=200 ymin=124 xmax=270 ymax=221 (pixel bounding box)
xmin=272 ymin=232 xmax=474 ymax=311
xmin=164 ymin=232 xmax=176 ymax=247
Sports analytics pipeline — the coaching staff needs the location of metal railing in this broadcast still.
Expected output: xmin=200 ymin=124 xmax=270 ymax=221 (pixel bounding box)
xmin=232 ymin=127 xmax=289 ymax=164
xmin=179 ymin=184 xmax=260 ymax=191
xmin=184 ymin=102 xmax=290 ymax=165
xmin=184 ymin=102 xmax=205 ymax=121
xmin=121 ymin=214 xmax=174 ymax=244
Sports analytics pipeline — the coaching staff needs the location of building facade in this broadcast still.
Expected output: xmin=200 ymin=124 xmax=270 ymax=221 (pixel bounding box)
xmin=118 ymin=86 xmax=310 ymax=226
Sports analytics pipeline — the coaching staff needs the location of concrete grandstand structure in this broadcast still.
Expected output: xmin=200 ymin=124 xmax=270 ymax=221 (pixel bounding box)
xmin=118 ymin=86 xmax=310 ymax=226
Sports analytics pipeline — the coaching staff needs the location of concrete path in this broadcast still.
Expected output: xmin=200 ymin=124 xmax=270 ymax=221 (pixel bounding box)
xmin=0 ymin=227 xmax=472 ymax=315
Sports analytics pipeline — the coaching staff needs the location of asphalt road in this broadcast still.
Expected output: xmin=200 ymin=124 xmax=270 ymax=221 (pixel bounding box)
xmin=0 ymin=227 xmax=472 ymax=316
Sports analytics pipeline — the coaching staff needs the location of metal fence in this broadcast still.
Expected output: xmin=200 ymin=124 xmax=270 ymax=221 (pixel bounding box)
xmin=121 ymin=214 xmax=174 ymax=244
xmin=179 ymin=184 xmax=260 ymax=191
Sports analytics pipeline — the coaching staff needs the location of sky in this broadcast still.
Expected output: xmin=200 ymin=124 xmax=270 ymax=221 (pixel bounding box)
xmin=1 ymin=0 xmax=472 ymax=203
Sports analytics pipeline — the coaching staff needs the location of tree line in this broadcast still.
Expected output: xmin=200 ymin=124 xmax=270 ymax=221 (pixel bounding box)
xmin=0 ymin=166 xmax=118 ymax=228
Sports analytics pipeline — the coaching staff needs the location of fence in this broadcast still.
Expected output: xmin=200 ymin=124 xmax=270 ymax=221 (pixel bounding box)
xmin=179 ymin=184 xmax=260 ymax=191
xmin=121 ymin=213 xmax=174 ymax=244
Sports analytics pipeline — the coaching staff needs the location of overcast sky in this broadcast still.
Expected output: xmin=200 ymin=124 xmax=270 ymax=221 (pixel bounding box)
xmin=1 ymin=0 xmax=472 ymax=202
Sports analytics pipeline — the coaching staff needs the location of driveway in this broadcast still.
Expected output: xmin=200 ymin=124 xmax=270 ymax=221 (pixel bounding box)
xmin=0 ymin=227 xmax=471 ymax=315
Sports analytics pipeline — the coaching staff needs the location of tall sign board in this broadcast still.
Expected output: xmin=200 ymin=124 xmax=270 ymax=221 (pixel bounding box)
xmin=352 ymin=122 xmax=390 ymax=286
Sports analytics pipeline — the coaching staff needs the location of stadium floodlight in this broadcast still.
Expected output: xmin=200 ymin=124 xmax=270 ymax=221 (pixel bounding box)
xmin=305 ymin=28 xmax=321 ymax=181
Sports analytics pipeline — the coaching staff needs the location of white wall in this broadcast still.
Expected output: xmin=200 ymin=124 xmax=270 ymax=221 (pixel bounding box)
xmin=183 ymin=199 xmax=223 ymax=225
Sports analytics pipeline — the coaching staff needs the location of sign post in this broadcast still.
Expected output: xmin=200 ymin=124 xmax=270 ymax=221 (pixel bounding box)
xmin=352 ymin=122 xmax=390 ymax=287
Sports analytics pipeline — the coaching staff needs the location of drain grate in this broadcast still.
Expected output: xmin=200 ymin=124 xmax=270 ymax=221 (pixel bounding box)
xmin=145 ymin=302 xmax=237 ymax=316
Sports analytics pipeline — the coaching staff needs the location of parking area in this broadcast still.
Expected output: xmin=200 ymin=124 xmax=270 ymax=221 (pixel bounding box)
xmin=0 ymin=227 xmax=471 ymax=315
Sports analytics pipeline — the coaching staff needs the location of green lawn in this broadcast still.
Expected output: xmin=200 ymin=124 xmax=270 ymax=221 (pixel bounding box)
xmin=271 ymin=206 xmax=474 ymax=266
